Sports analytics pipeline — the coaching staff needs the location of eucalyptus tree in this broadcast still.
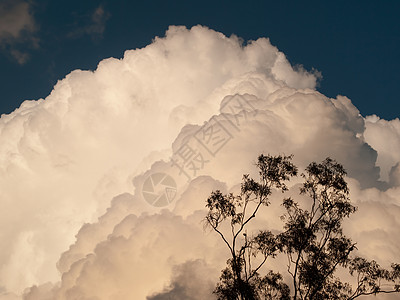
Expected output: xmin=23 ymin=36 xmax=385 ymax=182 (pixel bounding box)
xmin=205 ymin=155 xmax=400 ymax=300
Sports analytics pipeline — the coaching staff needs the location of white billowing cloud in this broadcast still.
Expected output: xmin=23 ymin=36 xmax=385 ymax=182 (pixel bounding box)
xmin=24 ymin=86 xmax=400 ymax=299
xmin=0 ymin=25 xmax=320 ymax=296
xmin=24 ymin=179 xmax=227 ymax=300
xmin=364 ymin=115 xmax=400 ymax=184
xmin=52 ymin=211 xmax=219 ymax=300
xmin=146 ymin=259 xmax=217 ymax=300
xmin=0 ymin=25 xmax=398 ymax=299
xmin=346 ymin=184 xmax=400 ymax=264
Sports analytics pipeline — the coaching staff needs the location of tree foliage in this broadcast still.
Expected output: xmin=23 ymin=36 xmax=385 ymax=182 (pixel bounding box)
xmin=204 ymin=154 xmax=400 ymax=300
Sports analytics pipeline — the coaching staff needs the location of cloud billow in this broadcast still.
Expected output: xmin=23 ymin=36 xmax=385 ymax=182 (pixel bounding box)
xmin=0 ymin=25 xmax=398 ymax=299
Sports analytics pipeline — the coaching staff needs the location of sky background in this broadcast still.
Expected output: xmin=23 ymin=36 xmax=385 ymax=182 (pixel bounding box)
xmin=0 ymin=0 xmax=399 ymax=120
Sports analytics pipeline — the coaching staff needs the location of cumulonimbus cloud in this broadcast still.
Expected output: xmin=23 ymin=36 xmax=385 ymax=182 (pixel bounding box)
xmin=0 ymin=25 xmax=398 ymax=299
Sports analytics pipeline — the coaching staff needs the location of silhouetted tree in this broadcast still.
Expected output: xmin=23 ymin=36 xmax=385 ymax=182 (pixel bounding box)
xmin=205 ymin=154 xmax=400 ymax=300
xmin=205 ymin=154 xmax=297 ymax=300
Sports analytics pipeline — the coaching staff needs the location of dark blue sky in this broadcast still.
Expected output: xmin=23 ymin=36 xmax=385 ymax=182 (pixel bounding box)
xmin=0 ymin=0 xmax=399 ymax=119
